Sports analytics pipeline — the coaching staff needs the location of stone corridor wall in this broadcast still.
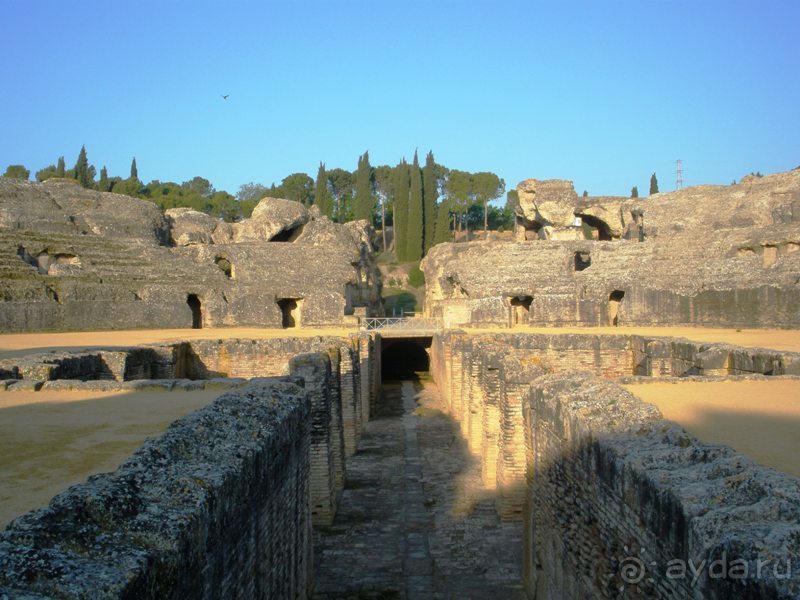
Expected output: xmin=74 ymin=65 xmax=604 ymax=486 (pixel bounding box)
xmin=0 ymin=335 xmax=380 ymax=597
xmin=0 ymin=379 xmax=314 ymax=598
xmin=429 ymin=331 xmax=800 ymax=599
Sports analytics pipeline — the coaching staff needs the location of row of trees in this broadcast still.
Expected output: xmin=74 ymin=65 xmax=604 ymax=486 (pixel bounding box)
xmin=4 ymin=146 xmax=510 ymax=258
xmin=236 ymin=151 xmax=507 ymax=260
xmin=6 ymin=146 xmax=253 ymax=221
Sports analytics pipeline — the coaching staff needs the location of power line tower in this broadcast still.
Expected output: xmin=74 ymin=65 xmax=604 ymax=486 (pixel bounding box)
xmin=676 ymin=159 xmax=684 ymax=190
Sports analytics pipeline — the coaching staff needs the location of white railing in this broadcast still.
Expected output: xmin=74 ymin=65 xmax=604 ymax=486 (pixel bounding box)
xmin=360 ymin=317 xmax=443 ymax=332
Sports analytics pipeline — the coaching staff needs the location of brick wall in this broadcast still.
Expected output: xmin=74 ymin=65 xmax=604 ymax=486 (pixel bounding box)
xmin=429 ymin=331 xmax=800 ymax=598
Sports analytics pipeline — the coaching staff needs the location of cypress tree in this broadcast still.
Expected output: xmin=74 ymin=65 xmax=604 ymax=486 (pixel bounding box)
xmin=433 ymin=200 xmax=452 ymax=245
xmin=354 ymin=151 xmax=374 ymax=222
xmin=393 ymin=159 xmax=409 ymax=261
xmin=314 ymin=162 xmax=332 ymax=218
xmin=56 ymin=156 xmax=65 ymax=177
xmin=406 ymin=151 xmax=424 ymax=261
xmin=99 ymin=166 xmax=109 ymax=191
xmin=630 ymin=186 xmax=639 ymax=198
xmin=131 ymin=157 xmax=138 ymax=180
xmin=649 ymin=172 xmax=659 ymax=195
xmin=73 ymin=145 xmax=91 ymax=188
xmin=422 ymin=150 xmax=438 ymax=253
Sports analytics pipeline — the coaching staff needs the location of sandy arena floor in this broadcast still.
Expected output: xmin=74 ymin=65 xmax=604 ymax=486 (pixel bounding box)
xmin=623 ymin=380 xmax=800 ymax=478
xmin=1 ymin=325 xmax=799 ymax=359
xmin=474 ymin=325 xmax=800 ymax=353
xmin=0 ymin=327 xmax=358 ymax=359
xmin=0 ymin=388 xmax=224 ymax=529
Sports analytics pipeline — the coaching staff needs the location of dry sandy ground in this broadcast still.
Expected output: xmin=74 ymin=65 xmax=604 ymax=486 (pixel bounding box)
xmin=0 ymin=327 xmax=358 ymax=359
xmin=1 ymin=325 xmax=798 ymax=359
xmin=471 ymin=325 xmax=800 ymax=353
xmin=0 ymin=388 xmax=224 ymax=529
xmin=623 ymin=380 xmax=800 ymax=478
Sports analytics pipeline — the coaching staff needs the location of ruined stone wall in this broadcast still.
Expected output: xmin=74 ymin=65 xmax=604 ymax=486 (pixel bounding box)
xmin=423 ymin=169 xmax=800 ymax=329
xmin=429 ymin=331 xmax=800 ymax=598
xmin=0 ymin=332 xmax=378 ymax=595
xmin=0 ymin=179 xmax=383 ymax=332
xmin=0 ymin=379 xmax=315 ymax=598
xmin=523 ymin=373 xmax=800 ymax=599
xmin=0 ymin=335 xmax=375 ymax=522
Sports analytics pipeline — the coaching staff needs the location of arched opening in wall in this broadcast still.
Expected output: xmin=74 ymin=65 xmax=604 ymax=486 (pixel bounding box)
xmin=187 ymin=294 xmax=203 ymax=328
xmin=574 ymin=252 xmax=591 ymax=272
xmin=269 ymin=224 xmax=305 ymax=242
xmin=509 ymin=295 xmax=533 ymax=327
xmin=608 ymin=290 xmax=625 ymax=326
xmin=381 ymin=337 xmax=431 ymax=380
xmin=277 ymin=298 xmax=302 ymax=328
xmin=214 ymin=256 xmax=233 ymax=278
xmin=578 ymin=214 xmax=613 ymax=241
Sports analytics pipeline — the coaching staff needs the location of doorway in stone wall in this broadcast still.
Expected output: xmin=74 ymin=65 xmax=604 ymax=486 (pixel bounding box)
xmin=509 ymin=295 xmax=533 ymax=327
xmin=187 ymin=294 xmax=202 ymax=328
xmin=608 ymin=290 xmax=625 ymax=326
xmin=277 ymin=298 xmax=302 ymax=328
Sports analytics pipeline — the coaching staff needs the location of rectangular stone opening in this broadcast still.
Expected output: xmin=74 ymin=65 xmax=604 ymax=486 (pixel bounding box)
xmin=277 ymin=297 xmax=302 ymax=328
xmin=573 ymin=251 xmax=591 ymax=272
xmin=608 ymin=290 xmax=624 ymax=326
xmin=509 ymin=295 xmax=533 ymax=327
xmin=187 ymin=294 xmax=203 ymax=329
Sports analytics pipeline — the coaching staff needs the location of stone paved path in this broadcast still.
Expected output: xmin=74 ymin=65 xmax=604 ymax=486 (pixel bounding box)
xmin=313 ymin=376 xmax=524 ymax=599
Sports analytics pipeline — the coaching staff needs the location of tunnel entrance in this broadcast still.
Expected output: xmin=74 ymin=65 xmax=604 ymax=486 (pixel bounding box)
xmin=608 ymin=290 xmax=625 ymax=326
xmin=578 ymin=214 xmax=613 ymax=240
xmin=277 ymin=298 xmax=301 ymax=328
xmin=187 ymin=294 xmax=202 ymax=328
xmin=509 ymin=295 xmax=533 ymax=327
xmin=380 ymin=337 xmax=431 ymax=380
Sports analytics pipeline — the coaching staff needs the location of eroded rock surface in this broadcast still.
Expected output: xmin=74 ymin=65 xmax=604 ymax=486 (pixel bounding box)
xmin=165 ymin=207 xmax=218 ymax=246
xmin=424 ymin=169 xmax=800 ymax=328
xmin=516 ymin=178 xmax=578 ymax=229
xmin=233 ymin=197 xmax=309 ymax=242
xmin=0 ymin=181 xmax=384 ymax=331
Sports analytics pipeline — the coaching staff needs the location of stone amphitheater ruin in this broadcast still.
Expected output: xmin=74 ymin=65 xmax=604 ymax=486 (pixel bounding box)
xmin=0 ymin=171 xmax=798 ymax=598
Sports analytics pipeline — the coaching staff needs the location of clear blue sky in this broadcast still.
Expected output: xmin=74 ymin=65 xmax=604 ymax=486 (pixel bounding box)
xmin=1 ymin=0 xmax=798 ymax=198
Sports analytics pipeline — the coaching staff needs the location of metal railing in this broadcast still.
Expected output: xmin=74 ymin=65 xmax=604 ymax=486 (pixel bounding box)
xmin=360 ymin=317 xmax=443 ymax=332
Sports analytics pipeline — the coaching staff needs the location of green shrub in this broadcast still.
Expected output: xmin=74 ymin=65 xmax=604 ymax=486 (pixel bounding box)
xmin=407 ymin=264 xmax=425 ymax=288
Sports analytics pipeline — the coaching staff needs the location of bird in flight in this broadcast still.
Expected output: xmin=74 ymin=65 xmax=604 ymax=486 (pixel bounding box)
xmin=222 ymin=94 xmax=230 ymax=100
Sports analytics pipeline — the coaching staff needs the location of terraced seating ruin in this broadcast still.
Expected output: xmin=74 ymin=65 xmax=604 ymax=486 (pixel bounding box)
xmin=1 ymin=171 xmax=799 ymax=598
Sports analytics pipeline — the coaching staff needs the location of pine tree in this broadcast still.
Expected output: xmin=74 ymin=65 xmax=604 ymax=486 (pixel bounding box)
xmin=73 ymin=145 xmax=92 ymax=188
xmin=631 ymin=186 xmax=639 ymax=198
xmin=422 ymin=150 xmax=438 ymax=253
xmin=314 ymin=162 xmax=332 ymax=218
xmin=56 ymin=156 xmax=65 ymax=177
xmin=131 ymin=157 xmax=138 ymax=180
xmin=393 ymin=159 xmax=410 ymax=261
xmin=649 ymin=172 xmax=659 ymax=195
xmin=99 ymin=166 xmax=109 ymax=191
xmin=354 ymin=151 xmax=374 ymax=221
xmin=406 ymin=151 xmax=424 ymax=261
xmin=433 ymin=200 xmax=452 ymax=245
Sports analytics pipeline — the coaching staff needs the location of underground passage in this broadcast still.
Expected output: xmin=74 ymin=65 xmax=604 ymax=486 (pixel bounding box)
xmin=315 ymin=336 xmax=524 ymax=598
xmin=380 ymin=337 xmax=431 ymax=379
